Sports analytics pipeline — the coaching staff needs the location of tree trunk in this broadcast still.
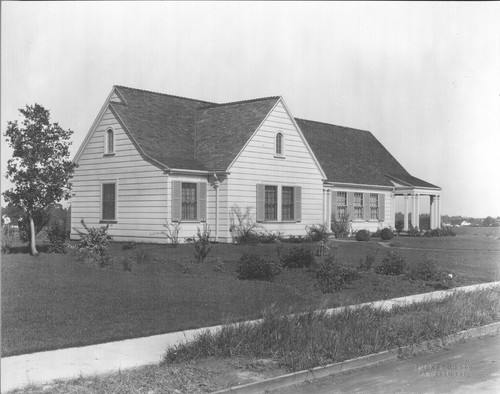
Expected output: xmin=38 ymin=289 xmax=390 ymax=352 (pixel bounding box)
xmin=29 ymin=214 xmax=39 ymax=256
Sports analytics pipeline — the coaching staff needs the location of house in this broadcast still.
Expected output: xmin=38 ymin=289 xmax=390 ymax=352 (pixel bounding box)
xmin=70 ymin=86 xmax=441 ymax=243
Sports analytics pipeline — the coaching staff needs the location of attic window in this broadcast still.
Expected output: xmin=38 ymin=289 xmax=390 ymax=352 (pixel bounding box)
xmin=106 ymin=129 xmax=114 ymax=154
xmin=275 ymin=132 xmax=284 ymax=157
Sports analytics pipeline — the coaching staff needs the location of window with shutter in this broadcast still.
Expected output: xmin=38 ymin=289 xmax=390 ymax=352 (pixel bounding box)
xmin=282 ymin=187 xmax=294 ymax=220
xmin=182 ymin=183 xmax=197 ymax=220
xmin=354 ymin=193 xmax=364 ymax=220
xmin=102 ymin=183 xmax=116 ymax=221
xmin=337 ymin=192 xmax=347 ymax=220
xmin=265 ymin=186 xmax=278 ymax=221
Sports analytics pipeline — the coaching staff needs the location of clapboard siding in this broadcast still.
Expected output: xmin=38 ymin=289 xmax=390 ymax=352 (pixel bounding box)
xmin=227 ymin=100 xmax=324 ymax=238
xmin=70 ymin=107 xmax=168 ymax=242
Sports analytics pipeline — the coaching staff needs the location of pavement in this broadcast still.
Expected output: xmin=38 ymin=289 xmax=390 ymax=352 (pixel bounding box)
xmin=2 ymin=281 xmax=499 ymax=393
xmin=271 ymin=333 xmax=500 ymax=394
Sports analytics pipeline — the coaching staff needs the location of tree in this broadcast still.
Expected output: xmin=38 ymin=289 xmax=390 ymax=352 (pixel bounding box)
xmin=482 ymin=216 xmax=496 ymax=227
xmin=3 ymin=104 xmax=77 ymax=255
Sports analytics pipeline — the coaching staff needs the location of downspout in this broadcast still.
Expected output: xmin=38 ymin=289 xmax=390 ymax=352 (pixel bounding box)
xmin=213 ymin=174 xmax=220 ymax=241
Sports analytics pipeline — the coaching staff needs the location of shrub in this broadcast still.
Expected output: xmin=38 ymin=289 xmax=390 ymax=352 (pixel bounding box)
xmin=255 ymin=231 xmax=284 ymax=244
xmin=1 ymin=224 xmax=14 ymax=254
xmin=122 ymin=241 xmax=136 ymax=250
xmin=380 ymin=227 xmax=394 ymax=241
xmin=371 ymin=228 xmax=381 ymax=238
xmin=158 ymin=220 xmax=181 ymax=247
xmin=355 ymin=229 xmax=370 ymax=242
xmin=230 ymin=206 xmax=262 ymax=244
xmin=135 ymin=247 xmax=150 ymax=264
xmin=214 ymin=257 xmax=224 ymax=273
xmin=280 ymin=247 xmax=315 ymax=268
xmin=236 ymin=254 xmax=281 ymax=282
xmin=121 ymin=257 xmax=133 ymax=272
xmin=46 ymin=221 xmax=67 ymax=253
xmin=375 ymin=252 xmax=406 ymax=276
xmin=331 ymin=212 xmax=350 ymax=238
xmin=426 ymin=226 xmax=456 ymax=237
xmin=315 ymin=256 xmax=361 ymax=293
xmin=406 ymin=257 xmax=441 ymax=281
xmin=306 ymin=223 xmax=329 ymax=242
xmin=282 ymin=235 xmax=306 ymax=243
xmin=441 ymin=226 xmax=456 ymax=236
xmin=72 ymin=220 xmax=112 ymax=267
xmin=395 ymin=220 xmax=404 ymax=234
xmin=408 ymin=225 xmax=420 ymax=237
xmin=188 ymin=224 xmax=213 ymax=263
xmin=358 ymin=253 xmax=377 ymax=271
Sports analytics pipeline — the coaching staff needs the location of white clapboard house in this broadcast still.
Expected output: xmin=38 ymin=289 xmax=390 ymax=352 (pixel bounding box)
xmin=70 ymin=86 xmax=441 ymax=243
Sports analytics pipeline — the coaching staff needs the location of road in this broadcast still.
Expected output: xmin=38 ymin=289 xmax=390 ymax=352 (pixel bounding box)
xmin=272 ymin=334 xmax=500 ymax=393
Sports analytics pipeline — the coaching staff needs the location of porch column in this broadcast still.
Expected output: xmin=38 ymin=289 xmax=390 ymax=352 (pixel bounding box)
xmin=214 ymin=179 xmax=220 ymax=241
xmin=323 ymin=189 xmax=327 ymax=223
xmin=390 ymin=192 xmax=395 ymax=229
xmin=404 ymin=194 xmax=409 ymax=231
xmin=436 ymin=195 xmax=441 ymax=229
xmin=326 ymin=189 xmax=332 ymax=231
xmin=430 ymin=195 xmax=436 ymax=229
xmin=414 ymin=194 xmax=420 ymax=229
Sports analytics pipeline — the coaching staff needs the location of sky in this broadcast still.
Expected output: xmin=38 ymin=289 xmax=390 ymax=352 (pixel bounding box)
xmin=1 ymin=2 xmax=499 ymax=217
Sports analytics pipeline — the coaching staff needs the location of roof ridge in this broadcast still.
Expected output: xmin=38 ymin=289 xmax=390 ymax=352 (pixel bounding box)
xmin=295 ymin=117 xmax=372 ymax=134
xmin=198 ymin=96 xmax=280 ymax=110
xmin=113 ymin=85 xmax=215 ymax=105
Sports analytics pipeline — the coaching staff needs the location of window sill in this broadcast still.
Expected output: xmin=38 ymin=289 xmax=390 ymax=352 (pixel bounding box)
xmin=274 ymin=155 xmax=286 ymax=159
xmin=172 ymin=220 xmax=206 ymax=223
xmin=100 ymin=220 xmax=117 ymax=224
xmin=260 ymin=220 xmax=300 ymax=223
xmin=103 ymin=153 xmax=115 ymax=157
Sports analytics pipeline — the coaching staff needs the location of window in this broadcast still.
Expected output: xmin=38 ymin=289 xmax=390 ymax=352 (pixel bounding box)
xmin=282 ymin=187 xmax=294 ymax=220
xmin=102 ymin=183 xmax=116 ymax=221
xmin=182 ymin=183 xmax=197 ymax=220
xmin=106 ymin=129 xmax=114 ymax=154
xmin=265 ymin=186 xmax=278 ymax=220
xmin=337 ymin=192 xmax=347 ymax=219
xmin=354 ymin=192 xmax=364 ymax=220
xmin=370 ymin=193 xmax=379 ymax=220
xmin=275 ymin=132 xmax=284 ymax=156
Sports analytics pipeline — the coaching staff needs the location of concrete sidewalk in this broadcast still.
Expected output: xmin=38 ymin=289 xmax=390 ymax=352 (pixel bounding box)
xmin=2 ymin=281 xmax=499 ymax=393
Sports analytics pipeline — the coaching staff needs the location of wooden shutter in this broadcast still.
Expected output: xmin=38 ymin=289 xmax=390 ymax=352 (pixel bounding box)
xmin=171 ymin=181 xmax=182 ymax=222
xmin=331 ymin=191 xmax=337 ymax=220
xmin=363 ymin=193 xmax=370 ymax=220
xmin=256 ymin=184 xmax=265 ymax=222
xmin=294 ymin=186 xmax=302 ymax=222
xmin=379 ymin=193 xmax=385 ymax=221
xmin=347 ymin=192 xmax=354 ymax=220
xmin=197 ymin=182 xmax=207 ymax=222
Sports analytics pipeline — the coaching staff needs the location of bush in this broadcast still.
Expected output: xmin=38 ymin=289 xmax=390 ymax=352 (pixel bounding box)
xmin=188 ymin=224 xmax=213 ymax=263
xmin=1 ymin=225 xmax=14 ymax=254
xmin=72 ymin=220 xmax=112 ymax=267
xmin=122 ymin=241 xmax=136 ymax=250
xmin=46 ymin=221 xmax=67 ymax=253
xmin=408 ymin=225 xmax=420 ymax=237
xmin=395 ymin=220 xmax=404 ymax=234
xmin=371 ymin=228 xmax=381 ymax=238
xmin=236 ymin=254 xmax=282 ymax=282
xmin=375 ymin=252 xmax=406 ymax=276
xmin=230 ymin=206 xmax=262 ymax=244
xmin=280 ymin=247 xmax=315 ymax=268
xmin=380 ymin=227 xmax=394 ymax=241
xmin=315 ymin=256 xmax=361 ymax=293
xmin=282 ymin=235 xmax=306 ymax=243
xmin=406 ymin=257 xmax=441 ymax=281
xmin=425 ymin=226 xmax=456 ymax=237
xmin=158 ymin=220 xmax=181 ymax=247
xmin=306 ymin=223 xmax=329 ymax=242
xmin=355 ymin=229 xmax=370 ymax=242
xmin=331 ymin=212 xmax=350 ymax=238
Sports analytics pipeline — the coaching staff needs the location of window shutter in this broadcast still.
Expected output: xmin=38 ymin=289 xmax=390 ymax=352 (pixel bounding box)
xmin=347 ymin=192 xmax=354 ymax=220
xmin=294 ymin=186 xmax=302 ymax=222
xmin=363 ymin=193 xmax=370 ymax=220
xmin=379 ymin=193 xmax=385 ymax=221
xmin=331 ymin=191 xmax=337 ymax=220
xmin=256 ymin=184 xmax=265 ymax=222
xmin=171 ymin=181 xmax=182 ymax=222
xmin=197 ymin=182 xmax=207 ymax=222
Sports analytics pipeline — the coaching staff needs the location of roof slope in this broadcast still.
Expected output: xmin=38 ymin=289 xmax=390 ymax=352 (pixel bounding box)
xmin=111 ymin=86 xmax=212 ymax=170
xmin=195 ymin=97 xmax=280 ymax=170
xmin=296 ymin=118 xmax=439 ymax=188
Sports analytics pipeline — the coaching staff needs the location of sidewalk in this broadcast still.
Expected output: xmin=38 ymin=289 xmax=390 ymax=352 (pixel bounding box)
xmin=2 ymin=281 xmax=499 ymax=393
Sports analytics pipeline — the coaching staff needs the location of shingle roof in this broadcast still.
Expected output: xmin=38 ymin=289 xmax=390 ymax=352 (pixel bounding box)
xmin=107 ymin=85 xmax=439 ymax=189
xmin=295 ymin=118 xmax=439 ymax=188
xmin=195 ymin=97 xmax=280 ymax=170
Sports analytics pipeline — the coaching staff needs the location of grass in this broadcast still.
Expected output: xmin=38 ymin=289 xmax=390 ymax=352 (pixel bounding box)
xmin=164 ymin=288 xmax=500 ymax=372
xmin=2 ymin=228 xmax=499 ymax=356
xmin=10 ymin=288 xmax=500 ymax=394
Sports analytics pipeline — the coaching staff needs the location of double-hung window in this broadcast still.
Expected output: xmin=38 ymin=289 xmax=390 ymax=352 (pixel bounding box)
xmin=281 ymin=187 xmax=294 ymax=221
xmin=182 ymin=183 xmax=197 ymax=220
xmin=354 ymin=192 xmax=364 ymax=220
xmin=370 ymin=193 xmax=379 ymax=220
xmin=102 ymin=182 xmax=116 ymax=221
xmin=265 ymin=186 xmax=278 ymax=221
xmin=337 ymin=192 xmax=347 ymax=219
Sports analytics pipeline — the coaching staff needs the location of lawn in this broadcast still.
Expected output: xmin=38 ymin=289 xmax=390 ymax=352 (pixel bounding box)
xmin=2 ymin=228 xmax=499 ymax=357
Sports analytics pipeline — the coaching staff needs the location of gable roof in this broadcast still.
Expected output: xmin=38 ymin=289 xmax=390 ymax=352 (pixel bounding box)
xmin=92 ymin=85 xmax=438 ymax=189
xmin=295 ymin=118 xmax=439 ymax=189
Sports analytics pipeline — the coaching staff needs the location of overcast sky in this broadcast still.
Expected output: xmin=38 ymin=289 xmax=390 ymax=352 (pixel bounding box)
xmin=1 ymin=2 xmax=499 ymax=217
